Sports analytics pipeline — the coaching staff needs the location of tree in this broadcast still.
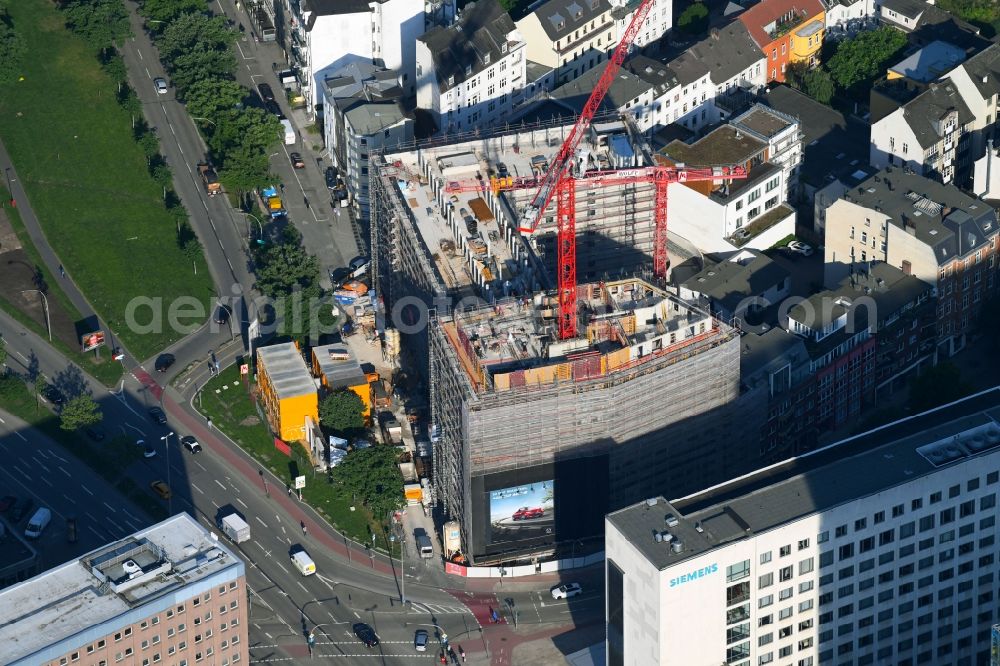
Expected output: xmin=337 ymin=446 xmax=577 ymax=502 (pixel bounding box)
xmin=210 ymin=106 xmax=281 ymax=161
xmin=157 ymin=13 xmax=236 ymax=65
xmin=333 ymin=446 xmax=404 ymax=516
xmin=802 ymin=68 xmax=835 ymax=104
xmin=676 ymin=2 xmax=709 ymax=35
xmin=319 ymin=390 xmax=366 ymax=433
xmin=937 ymin=0 xmax=999 ymax=26
xmin=183 ymin=77 xmax=247 ymax=121
xmin=168 ymin=47 xmax=238 ymax=93
xmin=59 ymin=394 xmax=102 ymax=431
xmin=61 ymin=0 xmax=131 ymax=52
xmin=908 ymin=362 xmax=974 ymax=414
xmin=0 ymin=336 xmax=6 ymax=370
xmin=0 ymin=2 xmax=26 ymax=85
xmin=826 ymin=26 xmax=908 ymax=91
xmin=254 ymin=228 xmax=321 ymax=297
xmin=140 ymin=0 xmax=206 ymax=26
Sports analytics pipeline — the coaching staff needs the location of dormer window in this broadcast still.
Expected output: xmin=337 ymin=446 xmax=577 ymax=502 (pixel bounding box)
xmin=484 ymin=52 xmax=491 ymax=65
xmin=501 ymin=42 xmax=508 ymax=53
xmin=465 ymin=65 xmax=472 ymax=76
xmin=448 ymin=74 xmax=455 ymax=87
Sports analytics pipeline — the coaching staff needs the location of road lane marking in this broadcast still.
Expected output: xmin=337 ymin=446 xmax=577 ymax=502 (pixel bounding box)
xmin=125 ymin=520 xmax=141 ymax=532
xmin=123 ymin=509 xmax=141 ymax=522
xmin=80 ymin=485 xmax=94 ymax=496
xmin=12 ymin=465 xmax=31 ymax=480
xmin=88 ymin=525 xmax=103 ymax=538
xmin=12 ymin=431 xmax=26 ymax=441
xmin=103 ymin=501 xmax=116 ymax=512
xmin=191 ymin=482 xmax=204 ymax=494
xmin=255 ymin=516 xmax=267 ymax=528
xmin=194 ymin=459 xmax=206 ymax=471
xmin=353 ymin=611 xmax=360 ymax=619
xmin=41 ymin=476 xmax=53 ymax=488
xmin=274 ymin=561 xmax=289 ymax=575
xmin=296 ymin=581 xmax=308 ymax=593
xmin=214 ymin=479 xmax=226 ymax=490
xmin=59 ymin=466 xmax=71 ymax=478
xmin=236 ymin=497 xmax=248 ymax=508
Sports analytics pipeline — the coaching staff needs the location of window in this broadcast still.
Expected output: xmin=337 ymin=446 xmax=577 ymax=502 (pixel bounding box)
xmin=760 ymin=572 xmax=774 ymax=588
xmin=761 ymin=551 xmax=772 ymax=565
xmin=800 ymin=558 xmax=814 ymax=575
xmin=728 ymin=560 xmax=751 ymax=582
xmin=728 ymin=582 xmax=751 ymax=605
xmin=780 ymin=545 xmax=792 ymax=557
xmin=780 ymin=566 xmax=793 ymax=582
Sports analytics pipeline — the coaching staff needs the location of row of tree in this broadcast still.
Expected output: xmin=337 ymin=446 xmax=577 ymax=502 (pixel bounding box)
xmin=786 ymin=26 xmax=909 ymax=105
xmin=137 ymin=0 xmax=281 ymax=199
xmin=0 ymin=0 xmax=26 ymax=85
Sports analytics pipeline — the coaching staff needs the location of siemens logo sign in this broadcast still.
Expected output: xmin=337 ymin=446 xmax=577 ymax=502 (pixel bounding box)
xmin=669 ymin=563 xmax=718 ymax=588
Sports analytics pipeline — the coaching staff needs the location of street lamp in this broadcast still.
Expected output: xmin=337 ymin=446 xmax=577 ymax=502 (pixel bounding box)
xmin=160 ymin=431 xmax=174 ymax=515
xmin=244 ymin=212 xmax=264 ymax=244
xmin=389 ymin=518 xmax=406 ymax=607
xmin=191 ymin=116 xmax=217 ymax=127
xmin=20 ymin=289 xmax=51 ymax=342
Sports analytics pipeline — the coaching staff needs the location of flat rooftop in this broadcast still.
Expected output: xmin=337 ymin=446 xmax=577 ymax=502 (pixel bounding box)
xmin=257 ymin=342 xmax=316 ymax=399
xmin=312 ymin=343 xmax=367 ymax=389
xmin=438 ymin=278 xmax=728 ymax=395
xmin=608 ymin=386 xmax=1000 ymax=571
xmin=661 ymin=125 xmax=766 ymax=167
xmin=730 ymin=104 xmax=796 ymax=140
xmin=0 ymin=514 xmax=243 ymax=665
xmin=888 ymin=40 xmax=967 ymax=83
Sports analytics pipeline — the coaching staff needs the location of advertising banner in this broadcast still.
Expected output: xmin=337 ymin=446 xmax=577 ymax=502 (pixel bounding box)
xmin=81 ymin=331 xmax=105 ymax=352
xmin=488 ymin=481 xmax=554 ymax=543
xmin=274 ymin=438 xmax=291 ymax=456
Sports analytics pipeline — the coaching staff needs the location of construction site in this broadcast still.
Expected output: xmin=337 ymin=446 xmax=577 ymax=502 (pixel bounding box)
xmin=365 ymin=0 xmax=765 ymax=564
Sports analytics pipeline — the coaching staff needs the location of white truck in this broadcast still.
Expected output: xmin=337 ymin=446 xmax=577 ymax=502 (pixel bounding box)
xmin=219 ymin=514 xmax=251 ymax=544
xmin=416 ymin=533 xmax=434 ymax=559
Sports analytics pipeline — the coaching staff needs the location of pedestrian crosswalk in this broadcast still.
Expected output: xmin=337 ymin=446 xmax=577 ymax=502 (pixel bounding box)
xmin=408 ymin=601 xmax=470 ymax=615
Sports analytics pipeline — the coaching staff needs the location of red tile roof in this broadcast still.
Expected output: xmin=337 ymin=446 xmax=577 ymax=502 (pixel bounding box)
xmin=737 ymin=0 xmax=825 ymax=49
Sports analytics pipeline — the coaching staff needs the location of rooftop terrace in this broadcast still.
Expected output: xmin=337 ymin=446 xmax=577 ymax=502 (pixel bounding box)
xmin=0 ymin=514 xmax=243 ymax=665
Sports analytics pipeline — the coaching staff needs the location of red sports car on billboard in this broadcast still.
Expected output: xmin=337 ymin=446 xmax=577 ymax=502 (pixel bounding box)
xmin=512 ymin=507 xmax=544 ymax=520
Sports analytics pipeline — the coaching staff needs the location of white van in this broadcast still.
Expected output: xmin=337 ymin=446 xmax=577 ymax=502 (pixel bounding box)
xmin=25 ymin=507 xmax=51 ymax=539
xmin=280 ymin=118 xmax=295 ymax=145
xmin=291 ymin=550 xmax=316 ymax=576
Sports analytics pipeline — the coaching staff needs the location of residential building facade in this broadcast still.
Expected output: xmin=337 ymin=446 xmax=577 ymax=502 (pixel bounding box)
xmin=285 ymin=0 xmax=426 ymax=115
xmin=821 ymin=0 xmax=876 ymax=31
xmin=730 ymin=103 xmax=803 ymax=196
xmin=0 ymin=514 xmax=248 ymax=666
xmin=738 ymin=0 xmax=826 ymax=84
xmin=514 ymin=0 xmax=670 ymax=89
xmin=322 ymin=61 xmax=413 ymax=219
xmin=607 ymin=387 xmax=1000 ymax=666
xmin=256 ymin=342 xmax=318 ymax=442
xmin=416 ymin=0 xmax=527 ymax=134
xmin=942 ymin=43 xmax=1000 ymax=167
xmin=823 ymin=168 xmax=1000 ymax=356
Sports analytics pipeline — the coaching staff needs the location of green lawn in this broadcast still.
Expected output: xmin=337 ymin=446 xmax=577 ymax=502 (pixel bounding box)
xmin=0 ymin=187 xmax=123 ymax=386
xmin=0 ymin=374 xmax=166 ymax=519
xmin=0 ymin=0 xmax=213 ymax=360
xmin=197 ymin=365 xmax=390 ymax=550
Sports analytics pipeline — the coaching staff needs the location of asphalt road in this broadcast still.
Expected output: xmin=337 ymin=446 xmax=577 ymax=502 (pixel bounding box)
xmin=0 ymin=306 xmax=478 ymax=664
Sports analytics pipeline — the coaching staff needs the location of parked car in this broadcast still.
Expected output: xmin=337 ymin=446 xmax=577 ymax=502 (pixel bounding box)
xmin=257 ymin=82 xmax=275 ymax=102
xmin=154 ymin=77 xmax=168 ymax=94
xmin=325 ymin=166 xmax=338 ymax=189
xmin=290 ymin=152 xmax=305 ymax=169
xmin=10 ymin=497 xmax=35 ymax=523
xmin=155 ymin=353 xmax=175 ymax=373
xmin=787 ymin=240 xmax=814 ymax=256
xmin=414 ymin=629 xmax=428 ymax=652
xmin=143 ymin=445 xmax=158 ymax=458
xmin=551 ymin=582 xmax=583 ymax=600
xmin=182 ymin=436 xmax=202 ymax=454
xmin=42 ymin=385 xmax=65 ymax=406
xmin=66 ymin=516 xmax=77 ymax=543
xmin=149 ymin=406 xmax=167 ymax=424
xmin=353 ymin=623 xmax=379 ymax=648
xmin=265 ymin=100 xmax=283 ymax=117
xmin=0 ymin=495 xmax=16 ymax=513
xmin=151 ymin=480 xmax=171 ymax=500
xmin=349 ymin=256 xmax=368 ymax=272
xmin=512 ymin=507 xmax=544 ymax=520
xmin=85 ymin=427 xmax=105 ymax=442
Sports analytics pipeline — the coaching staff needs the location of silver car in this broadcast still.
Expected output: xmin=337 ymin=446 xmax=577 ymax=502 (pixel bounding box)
xmin=154 ymin=77 xmax=168 ymax=94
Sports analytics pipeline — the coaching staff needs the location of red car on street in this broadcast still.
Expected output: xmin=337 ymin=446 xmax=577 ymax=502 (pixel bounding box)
xmin=512 ymin=507 xmax=544 ymax=520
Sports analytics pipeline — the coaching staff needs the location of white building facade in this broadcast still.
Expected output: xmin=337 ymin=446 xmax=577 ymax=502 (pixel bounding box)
xmin=416 ymin=0 xmax=526 ymax=134
xmin=607 ymin=390 xmax=1000 ymax=666
xmin=294 ymin=0 xmax=425 ymax=115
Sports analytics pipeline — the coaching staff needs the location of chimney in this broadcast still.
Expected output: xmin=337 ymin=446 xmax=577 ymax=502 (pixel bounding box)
xmin=711 ymin=27 xmax=720 ymax=40
xmin=941 ymin=206 xmax=952 ymax=219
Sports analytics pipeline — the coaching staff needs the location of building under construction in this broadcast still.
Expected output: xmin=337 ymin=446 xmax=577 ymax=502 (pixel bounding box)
xmin=369 ymin=121 xmax=760 ymax=562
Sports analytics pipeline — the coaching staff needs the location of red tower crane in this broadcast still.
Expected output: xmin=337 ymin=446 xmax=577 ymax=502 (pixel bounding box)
xmin=444 ymin=0 xmax=748 ymax=340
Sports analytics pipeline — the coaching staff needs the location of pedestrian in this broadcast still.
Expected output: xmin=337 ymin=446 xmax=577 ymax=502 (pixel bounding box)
xmin=301 ymin=521 xmax=308 ymax=536
xmin=458 ymin=646 xmax=465 ymax=662
xmin=58 ymin=264 xmax=65 ymax=278
xmin=487 ymin=606 xmax=495 ymax=623
xmin=287 ymin=485 xmax=292 ymax=497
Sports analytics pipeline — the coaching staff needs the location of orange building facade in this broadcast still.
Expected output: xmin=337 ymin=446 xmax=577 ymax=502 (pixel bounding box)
xmin=739 ymin=0 xmax=826 ymax=84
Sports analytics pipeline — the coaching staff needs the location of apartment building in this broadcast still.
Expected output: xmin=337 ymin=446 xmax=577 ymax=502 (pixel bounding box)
xmin=549 ymin=64 xmax=659 ymax=132
xmin=322 ymin=61 xmax=413 ymax=219
xmin=730 ymin=103 xmax=803 ymax=196
xmin=943 ymin=43 xmax=1000 ymax=164
xmin=661 ymin=125 xmax=796 ymax=253
xmin=738 ymin=0 xmax=826 ymax=83
xmin=416 ymin=0 xmax=526 ymax=134
xmin=515 ymin=0 xmax=670 ymax=89
xmin=256 ymin=342 xmax=318 ymax=442
xmin=870 ymin=81 xmax=975 ymax=184
xmin=0 ymin=514 xmax=248 ymax=666
xmin=667 ymin=22 xmax=766 ymax=125
xmin=283 ymin=0 xmax=425 ymax=114
xmin=877 ymin=0 xmax=988 ymax=52
xmin=680 ymin=250 xmax=791 ymax=323
xmin=821 ymin=0 xmax=876 ymax=32
xmin=823 ymin=167 xmax=1000 ymax=356
xmin=607 ymin=387 xmax=1000 ymax=666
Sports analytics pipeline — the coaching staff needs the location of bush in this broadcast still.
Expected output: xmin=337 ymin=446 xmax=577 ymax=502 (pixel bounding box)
xmin=677 ymin=2 xmax=709 ymax=35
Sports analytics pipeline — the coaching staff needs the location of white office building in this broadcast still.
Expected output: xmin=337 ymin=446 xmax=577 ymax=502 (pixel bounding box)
xmin=606 ymin=387 xmax=1000 ymax=666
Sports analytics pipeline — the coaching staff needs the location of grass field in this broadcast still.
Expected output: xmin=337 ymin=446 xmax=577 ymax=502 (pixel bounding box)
xmin=0 ymin=189 xmax=123 ymax=386
xmin=0 ymin=374 xmax=167 ymax=519
xmin=0 ymin=0 xmax=212 ymax=360
xmin=197 ymin=365 xmax=390 ymax=550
